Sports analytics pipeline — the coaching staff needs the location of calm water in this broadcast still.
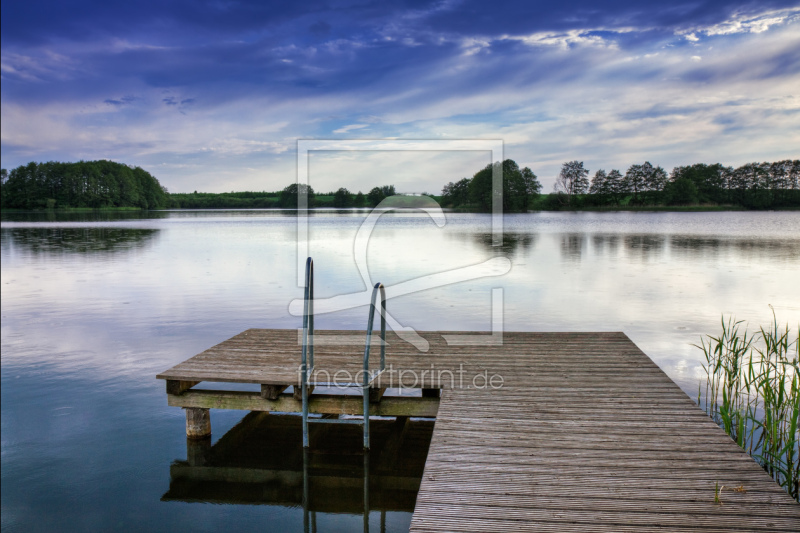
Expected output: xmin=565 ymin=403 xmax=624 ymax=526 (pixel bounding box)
xmin=2 ymin=209 xmax=800 ymax=532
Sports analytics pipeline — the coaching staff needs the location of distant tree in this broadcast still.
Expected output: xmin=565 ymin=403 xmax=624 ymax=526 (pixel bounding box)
xmin=644 ymin=162 xmax=668 ymax=193
xmin=466 ymin=160 xmax=539 ymax=212
xmin=518 ymin=167 xmax=542 ymax=210
xmin=468 ymin=163 xmax=496 ymax=211
xmin=553 ymin=161 xmax=589 ymax=205
xmin=670 ymin=164 xmax=728 ymax=204
xmin=664 ymin=177 xmax=699 ymax=205
xmin=279 ymin=183 xmax=316 ymax=208
xmin=354 ymin=191 xmax=365 ymax=207
xmin=603 ymin=169 xmax=624 ymax=205
xmin=0 ymin=160 xmax=167 ymax=209
xmin=367 ymin=185 xmax=395 ymax=207
xmin=503 ymin=160 xmax=525 ymax=211
xmin=332 ymin=187 xmax=353 ymax=208
xmin=442 ymin=177 xmax=471 ymax=207
xmin=622 ymin=164 xmax=647 ymax=204
xmin=729 ymin=162 xmax=762 ymax=207
xmin=589 ymin=169 xmax=607 ymax=195
xmin=789 ymin=160 xmax=800 ymax=190
xmin=0 ymin=169 xmax=7 ymax=207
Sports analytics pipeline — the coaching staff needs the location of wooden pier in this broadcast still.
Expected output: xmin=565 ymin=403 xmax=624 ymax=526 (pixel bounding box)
xmin=158 ymin=329 xmax=799 ymax=531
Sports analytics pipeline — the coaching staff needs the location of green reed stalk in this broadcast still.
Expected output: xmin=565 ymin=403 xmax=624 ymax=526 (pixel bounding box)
xmin=696 ymin=309 xmax=799 ymax=502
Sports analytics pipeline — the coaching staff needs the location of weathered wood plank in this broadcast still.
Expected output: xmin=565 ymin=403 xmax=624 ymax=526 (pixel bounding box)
xmin=168 ymin=389 xmax=440 ymax=417
xmin=260 ymin=384 xmax=288 ymax=400
xmin=166 ymin=380 xmax=200 ymax=395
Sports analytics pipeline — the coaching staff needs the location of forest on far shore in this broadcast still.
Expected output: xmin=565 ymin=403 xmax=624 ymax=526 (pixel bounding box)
xmin=2 ymin=158 xmax=798 ymax=211
xmin=441 ymin=159 xmax=800 ymax=211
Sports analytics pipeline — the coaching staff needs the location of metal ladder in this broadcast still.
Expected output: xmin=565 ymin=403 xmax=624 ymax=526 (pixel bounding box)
xmin=300 ymin=257 xmax=386 ymax=450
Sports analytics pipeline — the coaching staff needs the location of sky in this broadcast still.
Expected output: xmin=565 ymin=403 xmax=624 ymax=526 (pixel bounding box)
xmin=1 ymin=0 xmax=799 ymax=193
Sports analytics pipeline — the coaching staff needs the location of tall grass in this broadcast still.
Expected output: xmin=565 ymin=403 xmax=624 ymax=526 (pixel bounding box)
xmin=696 ymin=309 xmax=799 ymax=502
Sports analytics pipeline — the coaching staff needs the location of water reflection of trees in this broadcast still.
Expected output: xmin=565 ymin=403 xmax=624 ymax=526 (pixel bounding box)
xmin=560 ymin=233 xmax=586 ymax=262
xmin=0 ymin=210 xmax=169 ymax=223
xmin=624 ymin=235 xmax=666 ymax=261
xmin=1 ymin=227 xmax=159 ymax=256
xmin=592 ymin=234 xmax=620 ymax=255
xmin=472 ymin=232 xmax=537 ymax=256
xmin=590 ymin=233 xmax=800 ymax=262
xmin=669 ymin=236 xmax=800 ymax=261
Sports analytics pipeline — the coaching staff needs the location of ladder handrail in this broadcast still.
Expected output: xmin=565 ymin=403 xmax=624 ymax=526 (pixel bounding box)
xmin=362 ymin=282 xmax=386 ymax=449
xmin=302 ymin=257 xmax=314 ymax=372
xmin=301 ymin=258 xmax=386 ymax=451
xmin=362 ymin=282 xmax=387 ymax=383
xmin=301 ymin=257 xmax=314 ymax=448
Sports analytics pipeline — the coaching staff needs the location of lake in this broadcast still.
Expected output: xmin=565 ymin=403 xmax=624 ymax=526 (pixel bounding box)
xmin=2 ymin=209 xmax=799 ymax=532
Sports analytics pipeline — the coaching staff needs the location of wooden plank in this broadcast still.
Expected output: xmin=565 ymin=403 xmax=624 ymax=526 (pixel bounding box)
xmin=166 ymin=380 xmax=200 ymax=395
xmin=168 ymin=389 xmax=440 ymax=417
xmin=260 ymin=384 xmax=288 ymax=400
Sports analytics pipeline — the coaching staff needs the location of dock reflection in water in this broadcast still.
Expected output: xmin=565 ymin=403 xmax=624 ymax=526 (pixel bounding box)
xmin=163 ymin=412 xmax=434 ymax=532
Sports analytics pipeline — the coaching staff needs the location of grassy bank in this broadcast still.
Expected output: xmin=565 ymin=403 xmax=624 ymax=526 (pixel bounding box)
xmin=696 ymin=311 xmax=799 ymax=501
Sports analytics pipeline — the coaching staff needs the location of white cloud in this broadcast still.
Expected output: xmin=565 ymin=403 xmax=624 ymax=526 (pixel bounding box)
xmin=332 ymin=123 xmax=370 ymax=134
xmin=677 ymin=7 xmax=800 ymax=40
xmin=504 ymin=29 xmax=617 ymax=50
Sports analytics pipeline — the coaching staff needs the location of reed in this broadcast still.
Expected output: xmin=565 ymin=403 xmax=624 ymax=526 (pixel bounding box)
xmin=696 ymin=309 xmax=799 ymax=502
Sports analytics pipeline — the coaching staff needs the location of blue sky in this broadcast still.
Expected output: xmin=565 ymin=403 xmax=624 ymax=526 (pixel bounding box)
xmin=1 ymin=1 xmax=799 ymax=193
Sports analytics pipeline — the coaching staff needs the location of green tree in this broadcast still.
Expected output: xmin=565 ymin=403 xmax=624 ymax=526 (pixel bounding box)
xmin=518 ymin=167 xmax=542 ymax=210
xmin=604 ymin=169 xmax=624 ymax=205
xmin=664 ymin=177 xmax=699 ymax=205
xmin=442 ymin=177 xmax=471 ymax=207
xmin=589 ymin=169 xmax=607 ymax=195
xmin=0 ymin=168 xmax=8 ymax=208
xmin=554 ymin=161 xmax=589 ymax=205
xmin=333 ymin=187 xmax=353 ymax=207
xmin=644 ymin=162 xmax=668 ymax=198
xmin=354 ymin=191 xmax=365 ymax=207
xmin=367 ymin=185 xmax=395 ymax=207
xmin=1 ymin=160 xmax=167 ymax=209
xmin=468 ymin=159 xmax=535 ymax=212
xmin=279 ymin=183 xmax=316 ymax=208
xmin=622 ymin=164 xmax=646 ymax=204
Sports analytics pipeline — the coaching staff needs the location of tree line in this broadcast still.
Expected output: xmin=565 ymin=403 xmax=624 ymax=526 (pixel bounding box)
xmin=552 ymin=159 xmax=800 ymax=209
xmin=441 ymin=160 xmax=542 ymax=212
xmin=440 ymin=159 xmax=800 ymax=210
xmin=4 ymin=158 xmax=797 ymax=211
xmin=0 ymin=160 xmax=407 ymax=210
xmin=1 ymin=161 xmax=169 ymax=209
xmin=169 ymin=184 xmax=400 ymax=209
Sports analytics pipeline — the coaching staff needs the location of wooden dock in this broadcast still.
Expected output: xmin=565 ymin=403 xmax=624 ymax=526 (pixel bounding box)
xmin=158 ymin=329 xmax=800 ymax=531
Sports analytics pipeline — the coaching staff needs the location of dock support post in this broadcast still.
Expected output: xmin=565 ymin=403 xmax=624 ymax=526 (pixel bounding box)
xmin=185 ymin=407 xmax=211 ymax=439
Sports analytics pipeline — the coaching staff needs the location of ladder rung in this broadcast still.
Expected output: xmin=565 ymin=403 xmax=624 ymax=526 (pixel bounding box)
xmin=306 ymin=382 xmax=364 ymax=388
xmin=308 ymin=418 xmax=364 ymax=425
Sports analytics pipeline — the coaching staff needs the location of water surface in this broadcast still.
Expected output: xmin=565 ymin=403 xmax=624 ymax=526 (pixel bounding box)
xmin=2 ymin=209 xmax=799 ymax=532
